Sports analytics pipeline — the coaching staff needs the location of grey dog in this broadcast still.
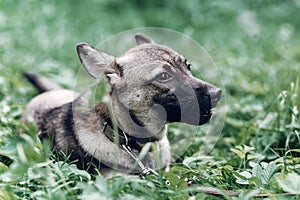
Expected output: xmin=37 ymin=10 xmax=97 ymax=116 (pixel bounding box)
xmin=22 ymin=34 xmax=222 ymax=177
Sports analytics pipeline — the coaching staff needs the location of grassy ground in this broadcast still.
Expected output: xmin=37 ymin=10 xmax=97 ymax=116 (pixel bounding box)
xmin=1 ymin=0 xmax=300 ymax=199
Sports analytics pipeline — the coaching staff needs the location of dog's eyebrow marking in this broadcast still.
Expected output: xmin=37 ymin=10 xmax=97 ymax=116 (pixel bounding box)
xmin=163 ymin=60 xmax=175 ymax=69
xmin=162 ymin=64 xmax=175 ymax=73
xmin=170 ymin=55 xmax=188 ymax=73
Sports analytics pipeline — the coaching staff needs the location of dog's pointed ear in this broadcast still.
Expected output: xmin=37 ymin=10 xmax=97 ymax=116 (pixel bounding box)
xmin=76 ymin=43 xmax=120 ymax=85
xmin=135 ymin=33 xmax=154 ymax=45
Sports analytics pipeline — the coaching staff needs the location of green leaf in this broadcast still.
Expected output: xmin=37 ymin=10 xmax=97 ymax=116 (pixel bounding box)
xmin=69 ymin=166 xmax=91 ymax=181
xmin=242 ymin=145 xmax=255 ymax=154
xmin=247 ymin=154 xmax=261 ymax=160
xmin=0 ymin=162 xmax=8 ymax=173
xmin=230 ymin=148 xmax=245 ymax=159
xmin=261 ymin=162 xmax=277 ymax=184
xmin=252 ymin=164 xmax=263 ymax=179
xmin=162 ymin=172 xmax=188 ymax=190
xmin=236 ymin=189 xmax=261 ymax=200
xmin=0 ymin=188 xmax=18 ymax=200
xmin=276 ymin=173 xmax=300 ymax=194
xmin=235 ymin=171 xmax=252 ymax=185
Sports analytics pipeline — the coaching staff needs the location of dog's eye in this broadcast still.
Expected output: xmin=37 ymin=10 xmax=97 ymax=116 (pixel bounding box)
xmin=155 ymin=72 xmax=171 ymax=83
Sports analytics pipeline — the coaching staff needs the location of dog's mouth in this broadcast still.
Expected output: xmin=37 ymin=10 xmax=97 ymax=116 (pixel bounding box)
xmin=199 ymin=110 xmax=213 ymax=125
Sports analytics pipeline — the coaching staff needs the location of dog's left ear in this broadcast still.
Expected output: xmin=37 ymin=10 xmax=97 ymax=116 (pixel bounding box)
xmin=77 ymin=43 xmax=120 ymax=85
xmin=135 ymin=33 xmax=154 ymax=45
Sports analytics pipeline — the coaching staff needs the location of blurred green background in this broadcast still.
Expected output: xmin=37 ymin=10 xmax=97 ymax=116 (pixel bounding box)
xmin=1 ymin=0 xmax=299 ymax=101
xmin=1 ymin=0 xmax=300 ymax=198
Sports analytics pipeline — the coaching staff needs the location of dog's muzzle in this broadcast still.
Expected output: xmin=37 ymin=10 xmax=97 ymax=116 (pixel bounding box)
xmin=208 ymin=85 xmax=222 ymax=108
xmin=153 ymin=82 xmax=222 ymax=126
xmin=192 ymin=83 xmax=222 ymax=125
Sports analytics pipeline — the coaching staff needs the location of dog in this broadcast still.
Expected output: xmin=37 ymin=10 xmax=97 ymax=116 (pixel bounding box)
xmin=22 ymin=34 xmax=222 ymax=177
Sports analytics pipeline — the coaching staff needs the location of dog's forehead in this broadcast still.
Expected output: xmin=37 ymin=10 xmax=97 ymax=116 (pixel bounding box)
xmin=116 ymin=44 xmax=186 ymax=69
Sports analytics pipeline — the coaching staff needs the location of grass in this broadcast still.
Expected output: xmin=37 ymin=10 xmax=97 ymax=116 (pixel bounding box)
xmin=1 ymin=0 xmax=300 ymax=199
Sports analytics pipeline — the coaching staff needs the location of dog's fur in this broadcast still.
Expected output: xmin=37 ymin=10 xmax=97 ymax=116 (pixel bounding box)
xmin=22 ymin=34 xmax=221 ymax=177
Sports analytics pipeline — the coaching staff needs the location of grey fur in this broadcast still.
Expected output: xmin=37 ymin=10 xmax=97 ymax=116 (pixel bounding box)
xmin=23 ymin=34 xmax=221 ymax=177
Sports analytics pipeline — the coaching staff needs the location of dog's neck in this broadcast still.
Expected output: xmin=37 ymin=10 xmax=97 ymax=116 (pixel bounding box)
xmin=94 ymin=102 xmax=157 ymax=150
xmin=110 ymin=93 xmax=167 ymax=142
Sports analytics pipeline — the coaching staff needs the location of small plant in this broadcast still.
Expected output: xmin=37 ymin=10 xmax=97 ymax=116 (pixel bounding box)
xmin=230 ymin=145 xmax=261 ymax=169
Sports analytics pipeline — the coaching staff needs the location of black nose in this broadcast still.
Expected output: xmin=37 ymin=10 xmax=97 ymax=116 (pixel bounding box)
xmin=208 ymin=87 xmax=222 ymax=108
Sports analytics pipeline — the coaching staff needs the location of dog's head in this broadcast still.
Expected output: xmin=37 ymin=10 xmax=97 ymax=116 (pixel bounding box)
xmin=77 ymin=34 xmax=221 ymax=131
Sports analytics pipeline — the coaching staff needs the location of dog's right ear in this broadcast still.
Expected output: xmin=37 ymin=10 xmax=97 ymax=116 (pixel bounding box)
xmin=76 ymin=43 xmax=117 ymax=81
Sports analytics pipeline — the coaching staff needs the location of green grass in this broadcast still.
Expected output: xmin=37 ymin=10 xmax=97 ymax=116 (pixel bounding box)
xmin=1 ymin=0 xmax=300 ymax=199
